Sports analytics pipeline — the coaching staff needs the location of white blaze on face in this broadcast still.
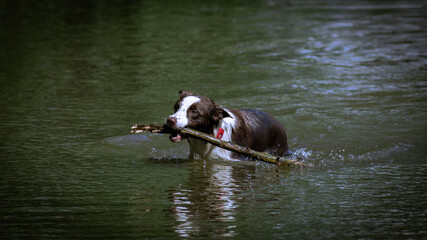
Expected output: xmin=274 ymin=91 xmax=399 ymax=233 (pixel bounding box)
xmin=170 ymin=96 xmax=200 ymax=129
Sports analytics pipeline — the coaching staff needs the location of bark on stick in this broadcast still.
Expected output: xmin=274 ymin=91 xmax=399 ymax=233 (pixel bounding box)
xmin=131 ymin=124 xmax=308 ymax=167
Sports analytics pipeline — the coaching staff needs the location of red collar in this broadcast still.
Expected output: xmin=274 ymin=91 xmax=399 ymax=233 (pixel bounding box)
xmin=216 ymin=127 xmax=224 ymax=139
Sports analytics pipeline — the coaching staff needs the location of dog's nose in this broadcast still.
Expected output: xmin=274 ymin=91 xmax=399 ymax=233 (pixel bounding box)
xmin=167 ymin=116 xmax=177 ymax=126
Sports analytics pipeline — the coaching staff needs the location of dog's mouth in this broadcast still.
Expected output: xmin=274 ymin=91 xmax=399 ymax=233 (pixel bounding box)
xmin=169 ymin=132 xmax=185 ymax=143
xmin=163 ymin=124 xmax=185 ymax=143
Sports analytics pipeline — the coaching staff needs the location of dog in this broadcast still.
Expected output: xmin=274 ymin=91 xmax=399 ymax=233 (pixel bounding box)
xmin=166 ymin=90 xmax=291 ymax=161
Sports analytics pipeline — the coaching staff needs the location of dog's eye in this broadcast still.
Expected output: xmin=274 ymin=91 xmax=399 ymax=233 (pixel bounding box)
xmin=189 ymin=107 xmax=198 ymax=116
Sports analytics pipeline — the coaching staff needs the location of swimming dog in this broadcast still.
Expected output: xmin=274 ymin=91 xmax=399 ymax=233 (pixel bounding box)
xmin=166 ymin=91 xmax=291 ymax=161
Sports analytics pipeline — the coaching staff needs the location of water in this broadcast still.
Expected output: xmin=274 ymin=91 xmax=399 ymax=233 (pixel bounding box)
xmin=1 ymin=0 xmax=426 ymax=239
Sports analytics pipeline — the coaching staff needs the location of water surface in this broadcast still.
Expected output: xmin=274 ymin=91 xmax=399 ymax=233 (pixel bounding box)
xmin=1 ymin=0 xmax=426 ymax=239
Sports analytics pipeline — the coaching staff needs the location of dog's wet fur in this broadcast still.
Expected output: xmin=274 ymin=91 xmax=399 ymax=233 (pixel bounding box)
xmin=166 ymin=90 xmax=291 ymax=161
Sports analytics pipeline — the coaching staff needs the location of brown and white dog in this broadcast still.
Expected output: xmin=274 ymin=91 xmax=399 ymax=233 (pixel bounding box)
xmin=166 ymin=90 xmax=292 ymax=161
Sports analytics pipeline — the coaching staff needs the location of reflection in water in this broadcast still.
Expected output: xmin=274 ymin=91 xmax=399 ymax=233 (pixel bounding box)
xmin=172 ymin=189 xmax=196 ymax=237
xmin=211 ymin=164 xmax=238 ymax=222
xmin=172 ymin=162 xmax=239 ymax=238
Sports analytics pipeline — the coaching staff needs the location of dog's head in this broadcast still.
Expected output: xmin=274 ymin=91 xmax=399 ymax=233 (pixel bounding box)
xmin=166 ymin=90 xmax=230 ymax=142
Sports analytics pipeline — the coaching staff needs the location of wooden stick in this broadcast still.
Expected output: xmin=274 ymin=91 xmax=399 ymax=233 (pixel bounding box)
xmin=131 ymin=124 xmax=308 ymax=167
xmin=131 ymin=124 xmax=166 ymax=133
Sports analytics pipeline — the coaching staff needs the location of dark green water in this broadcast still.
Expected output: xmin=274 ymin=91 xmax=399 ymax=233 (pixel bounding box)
xmin=1 ymin=0 xmax=426 ymax=239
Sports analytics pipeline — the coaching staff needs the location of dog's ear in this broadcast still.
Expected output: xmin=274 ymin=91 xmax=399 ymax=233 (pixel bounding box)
xmin=178 ymin=90 xmax=194 ymax=98
xmin=221 ymin=109 xmax=232 ymax=119
xmin=211 ymin=105 xmax=233 ymax=123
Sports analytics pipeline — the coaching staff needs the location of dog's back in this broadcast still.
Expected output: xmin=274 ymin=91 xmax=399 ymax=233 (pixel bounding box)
xmin=228 ymin=108 xmax=290 ymax=159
